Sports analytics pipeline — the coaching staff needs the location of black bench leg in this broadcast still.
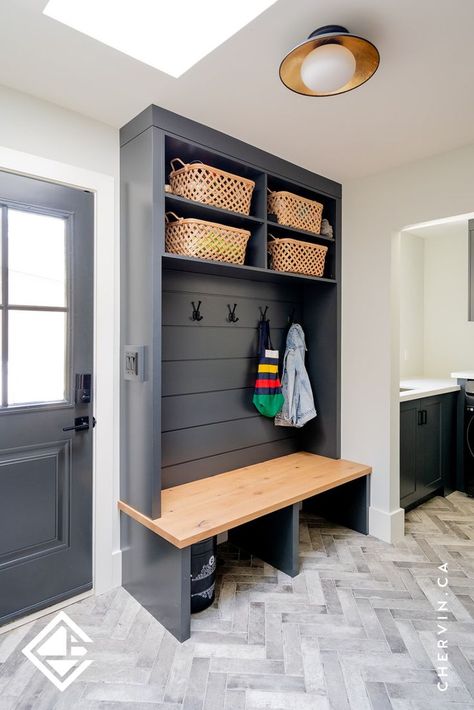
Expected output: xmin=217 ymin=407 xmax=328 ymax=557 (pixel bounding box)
xmin=228 ymin=503 xmax=300 ymax=577
xmin=302 ymin=475 xmax=370 ymax=534
xmin=121 ymin=514 xmax=191 ymax=642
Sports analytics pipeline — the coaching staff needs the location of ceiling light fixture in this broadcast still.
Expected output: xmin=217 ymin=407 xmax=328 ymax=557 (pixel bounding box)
xmin=43 ymin=0 xmax=277 ymax=78
xmin=280 ymin=25 xmax=379 ymax=96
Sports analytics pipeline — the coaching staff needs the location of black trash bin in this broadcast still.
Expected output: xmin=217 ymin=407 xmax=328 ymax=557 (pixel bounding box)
xmin=190 ymin=536 xmax=217 ymax=613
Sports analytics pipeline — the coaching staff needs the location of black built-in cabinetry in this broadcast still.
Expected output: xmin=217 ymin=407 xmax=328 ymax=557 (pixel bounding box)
xmin=120 ymin=105 xmax=343 ymax=639
xmin=400 ymin=393 xmax=457 ymax=509
xmin=120 ymin=105 xmax=341 ymax=520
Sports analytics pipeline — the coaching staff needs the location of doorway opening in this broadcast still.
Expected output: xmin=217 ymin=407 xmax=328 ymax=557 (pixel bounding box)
xmin=398 ymin=213 xmax=474 ymax=513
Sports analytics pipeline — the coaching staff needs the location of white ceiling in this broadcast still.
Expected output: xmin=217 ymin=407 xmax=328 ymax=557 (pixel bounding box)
xmin=2 ymin=0 xmax=474 ymax=180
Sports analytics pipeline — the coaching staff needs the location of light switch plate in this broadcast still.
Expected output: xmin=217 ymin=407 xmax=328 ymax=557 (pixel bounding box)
xmin=124 ymin=345 xmax=145 ymax=382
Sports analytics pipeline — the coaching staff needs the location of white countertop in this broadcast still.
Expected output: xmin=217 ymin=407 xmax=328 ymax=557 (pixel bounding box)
xmin=451 ymin=371 xmax=474 ymax=380
xmin=400 ymin=377 xmax=460 ymax=402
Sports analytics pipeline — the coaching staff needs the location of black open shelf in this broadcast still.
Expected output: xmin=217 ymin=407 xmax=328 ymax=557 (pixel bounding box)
xmin=162 ymin=253 xmax=337 ymax=285
xmin=165 ymin=193 xmax=264 ymax=229
xmin=267 ymin=172 xmax=337 ymax=232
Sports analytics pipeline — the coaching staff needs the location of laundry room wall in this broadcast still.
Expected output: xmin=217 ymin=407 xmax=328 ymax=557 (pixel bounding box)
xmin=423 ymin=224 xmax=474 ymax=378
xmin=343 ymin=141 xmax=474 ymax=543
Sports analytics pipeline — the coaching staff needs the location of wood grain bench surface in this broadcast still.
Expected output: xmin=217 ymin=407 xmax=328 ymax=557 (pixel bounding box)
xmin=118 ymin=452 xmax=372 ymax=548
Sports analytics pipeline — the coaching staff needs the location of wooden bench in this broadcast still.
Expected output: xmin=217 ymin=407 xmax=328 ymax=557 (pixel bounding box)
xmin=119 ymin=452 xmax=371 ymax=641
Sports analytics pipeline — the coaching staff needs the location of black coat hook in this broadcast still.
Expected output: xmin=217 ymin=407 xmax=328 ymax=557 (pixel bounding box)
xmin=191 ymin=300 xmax=203 ymax=321
xmin=288 ymin=307 xmax=296 ymax=324
xmin=259 ymin=305 xmax=269 ymax=321
xmin=227 ymin=304 xmax=239 ymax=323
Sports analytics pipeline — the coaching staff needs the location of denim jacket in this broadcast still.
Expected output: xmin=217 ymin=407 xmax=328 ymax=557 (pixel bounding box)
xmin=275 ymin=324 xmax=317 ymax=428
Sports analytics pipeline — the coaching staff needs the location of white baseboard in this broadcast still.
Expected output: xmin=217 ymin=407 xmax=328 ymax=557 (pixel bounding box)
xmin=369 ymin=505 xmax=405 ymax=543
xmin=111 ymin=549 xmax=122 ymax=588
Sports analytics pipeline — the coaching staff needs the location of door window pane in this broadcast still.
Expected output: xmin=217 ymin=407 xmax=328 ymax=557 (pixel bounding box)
xmin=8 ymin=210 xmax=66 ymax=307
xmin=8 ymin=310 xmax=66 ymax=405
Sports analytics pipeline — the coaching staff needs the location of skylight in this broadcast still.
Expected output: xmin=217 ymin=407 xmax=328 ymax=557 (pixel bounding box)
xmin=43 ymin=0 xmax=277 ymax=77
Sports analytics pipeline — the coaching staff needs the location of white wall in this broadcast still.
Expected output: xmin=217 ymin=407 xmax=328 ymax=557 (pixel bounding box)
xmin=343 ymin=142 xmax=474 ymax=542
xmin=423 ymin=226 xmax=474 ymax=377
xmin=0 ymin=85 xmax=118 ymax=176
xmin=399 ymin=234 xmax=425 ymax=377
xmin=0 ymin=84 xmax=121 ymax=593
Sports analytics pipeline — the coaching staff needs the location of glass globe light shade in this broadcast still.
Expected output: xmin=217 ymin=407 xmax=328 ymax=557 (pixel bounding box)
xmin=300 ymin=43 xmax=356 ymax=93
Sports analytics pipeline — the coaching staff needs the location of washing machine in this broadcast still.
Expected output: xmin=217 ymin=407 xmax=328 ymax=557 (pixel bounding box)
xmin=464 ymin=381 xmax=474 ymax=496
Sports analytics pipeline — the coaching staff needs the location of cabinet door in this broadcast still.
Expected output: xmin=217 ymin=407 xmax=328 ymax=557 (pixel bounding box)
xmin=400 ymin=401 xmax=418 ymax=504
xmin=417 ymin=397 xmax=443 ymax=494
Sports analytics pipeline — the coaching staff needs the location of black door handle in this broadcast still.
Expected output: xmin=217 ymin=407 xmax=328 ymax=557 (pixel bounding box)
xmin=418 ymin=410 xmax=428 ymax=425
xmin=63 ymin=416 xmax=95 ymax=432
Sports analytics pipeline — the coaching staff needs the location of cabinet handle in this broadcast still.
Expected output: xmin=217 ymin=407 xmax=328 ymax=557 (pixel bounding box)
xmin=417 ymin=409 xmax=428 ymax=425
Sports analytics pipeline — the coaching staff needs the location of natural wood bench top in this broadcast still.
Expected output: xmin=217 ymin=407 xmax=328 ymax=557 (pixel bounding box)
xmin=118 ymin=452 xmax=371 ymax=548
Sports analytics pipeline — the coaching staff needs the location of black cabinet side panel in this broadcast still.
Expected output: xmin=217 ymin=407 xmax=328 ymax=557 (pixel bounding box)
xmin=441 ymin=392 xmax=459 ymax=495
xmin=300 ymin=280 xmax=340 ymax=458
xmin=120 ymin=128 xmax=162 ymax=517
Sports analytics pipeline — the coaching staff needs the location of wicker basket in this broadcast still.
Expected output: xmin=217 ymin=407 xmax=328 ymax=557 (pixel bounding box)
xmin=165 ymin=212 xmax=250 ymax=265
xmin=268 ymin=189 xmax=323 ymax=235
xmin=267 ymin=236 xmax=328 ymax=277
xmin=169 ymin=158 xmax=255 ymax=215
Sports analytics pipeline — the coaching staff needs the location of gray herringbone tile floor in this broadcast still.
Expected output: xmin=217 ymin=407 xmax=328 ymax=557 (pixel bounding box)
xmin=1 ymin=492 xmax=474 ymax=709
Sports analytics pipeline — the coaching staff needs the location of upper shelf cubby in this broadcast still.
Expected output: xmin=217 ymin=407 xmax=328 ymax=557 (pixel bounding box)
xmin=164 ymin=134 xmax=266 ymax=219
xmin=266 ymin=173 xmax=336 ymax=235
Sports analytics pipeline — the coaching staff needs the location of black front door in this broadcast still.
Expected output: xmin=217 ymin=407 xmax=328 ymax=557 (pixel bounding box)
xmin=0 ymin=171 xmax=94 ymax=625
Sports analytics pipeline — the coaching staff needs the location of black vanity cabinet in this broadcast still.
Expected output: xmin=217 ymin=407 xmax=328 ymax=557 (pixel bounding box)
xmin=400 ymin=393 xmax=458 ymax=509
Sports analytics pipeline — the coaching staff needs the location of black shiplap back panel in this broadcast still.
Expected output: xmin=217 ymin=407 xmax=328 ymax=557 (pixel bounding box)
xmin=161 ymin=268 xmax=303 ymax=488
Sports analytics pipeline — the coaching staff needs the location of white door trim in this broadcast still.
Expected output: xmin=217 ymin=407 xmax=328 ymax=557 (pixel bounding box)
xmin=0 ymin=146 xmax=120 ymax=606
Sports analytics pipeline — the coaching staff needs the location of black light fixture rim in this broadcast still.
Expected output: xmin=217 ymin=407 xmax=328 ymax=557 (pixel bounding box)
xmin=308 ymin=25 xmax=350 ymax=39
xmin=279 ymin=28 xmax=380 ymax=98
xmin=283 ymin=30 xmax=379 ymax=55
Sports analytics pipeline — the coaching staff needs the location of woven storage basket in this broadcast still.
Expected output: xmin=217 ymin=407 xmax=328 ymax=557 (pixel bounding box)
xmin=165 ymin=212 xmax=250 ymax=265
xmin=268 ymin=189 xmax=323 ymax=234
xmin=267 ymin=236 xmax=328 ymax=277
xmin=169 ymin=158 xmax=255 ymax=215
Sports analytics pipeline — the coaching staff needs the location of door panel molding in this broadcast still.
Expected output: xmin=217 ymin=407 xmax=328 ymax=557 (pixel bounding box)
xmin=0 ymin=440 xmax=71 ymax=568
